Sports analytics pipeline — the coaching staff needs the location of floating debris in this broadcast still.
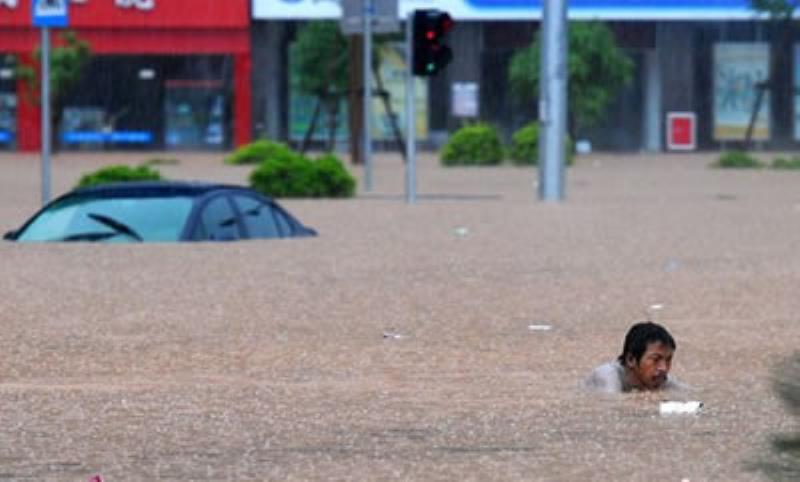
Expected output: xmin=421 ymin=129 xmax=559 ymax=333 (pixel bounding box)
xmin=645 ymin=304 xmax=664 ymax=320
xmin=527 ymin=324 xmax=553 ymax=332
xmin=659 ymin=401 xmax=703 ymax=415
xmin=453 ymin=226 xmax=470 ymax=238
xmin=382 ymin=331 xmax=406 ymax=340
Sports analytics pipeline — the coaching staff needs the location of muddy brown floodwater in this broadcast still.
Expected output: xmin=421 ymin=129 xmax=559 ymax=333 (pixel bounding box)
xmin=0 ymin=151 xmax=797 ymax=481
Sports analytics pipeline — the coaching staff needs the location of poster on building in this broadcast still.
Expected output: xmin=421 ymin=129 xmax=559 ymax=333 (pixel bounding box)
xmin=452 ymin=82 xmax=479 ymax=118
xmin=713 ymin=42 xmax=770 ymax=141
xmin=289 ymin=43 xmax=428 ymax=143
xmin=795 ymin=44 xmax=800 ymax=141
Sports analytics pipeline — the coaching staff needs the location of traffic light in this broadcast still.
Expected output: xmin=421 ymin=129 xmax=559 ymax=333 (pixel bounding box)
xmin=412 ymin=9 xmax=454 ymax=77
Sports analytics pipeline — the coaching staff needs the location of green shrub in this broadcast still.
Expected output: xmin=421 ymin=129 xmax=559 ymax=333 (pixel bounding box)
xmin=224 ymin=140 xmax=293 ymax=165
xmin=249 ymin=152 xmax=317 ymax=198
xmin=440 ymin=123 xmax=504 ymax=166
xmin=715 ymin=151 xmax=762 ymax=169
xmin=249 ymin=151 xmax=356 ymax=198
xmin=509 ymin=122 xmax=575 ymax=166
xmin=76 ymin=164 xmax=162 ymax=189
xmin=771 ymin=157 xmax=800 ymax=170
xmin=314 ymin=154 xmax=356 ymax=198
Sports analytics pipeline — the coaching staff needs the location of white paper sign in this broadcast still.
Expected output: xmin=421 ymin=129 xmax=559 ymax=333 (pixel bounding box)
xmin=452 ymin=82 xmax=479 ymax=118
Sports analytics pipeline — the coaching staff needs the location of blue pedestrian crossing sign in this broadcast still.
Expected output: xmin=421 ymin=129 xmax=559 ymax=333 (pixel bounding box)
xmin=32 ymin=0 xmax=69 ymax=28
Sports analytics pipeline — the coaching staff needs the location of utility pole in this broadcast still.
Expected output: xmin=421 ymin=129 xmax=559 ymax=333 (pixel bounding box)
xmin=538 ymin=0 xmax=568 ymax=202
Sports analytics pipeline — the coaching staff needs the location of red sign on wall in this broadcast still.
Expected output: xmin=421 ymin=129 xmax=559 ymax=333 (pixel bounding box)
xmin=0 ymin=0 xmax=249 ymax=28
xmin=667 ymin=112 xmax=696 ymax=151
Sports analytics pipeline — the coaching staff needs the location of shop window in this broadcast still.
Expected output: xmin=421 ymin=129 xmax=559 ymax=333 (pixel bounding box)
xmin=164 ymin=79 xmax=228 ymax=151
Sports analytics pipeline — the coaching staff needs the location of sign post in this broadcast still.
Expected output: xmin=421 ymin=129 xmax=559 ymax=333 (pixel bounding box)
xmin=32 ymin=0 xmax=69 ymax=206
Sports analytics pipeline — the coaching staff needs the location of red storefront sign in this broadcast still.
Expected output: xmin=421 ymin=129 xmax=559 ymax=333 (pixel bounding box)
xmin=667 ymin=112 xmax=696 ymax=151
xmin=0 ymin=0 xmax=251 ymax=150
xmin=1 ymin=0 xmax=248 ymax=29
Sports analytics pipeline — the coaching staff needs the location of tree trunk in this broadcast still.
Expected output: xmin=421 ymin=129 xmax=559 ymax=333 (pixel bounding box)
xmin=372 ymin=64 xmax=406 ymax=160
xmin=326 ymin=95 xmax=340 ymax=152
xmin=300 ymin=97 xmax=323 ymax=154
xmin=348 ymin=35 xmax=364 ymax=165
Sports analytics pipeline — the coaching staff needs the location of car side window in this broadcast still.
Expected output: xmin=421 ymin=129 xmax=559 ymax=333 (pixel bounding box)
xmin=196 ymin=196 xmax=241 ymax=241
xmin=272 ymin=208 xmax=294 ymax=236
xmin=232 ymin=195 xmax=280 ymax=239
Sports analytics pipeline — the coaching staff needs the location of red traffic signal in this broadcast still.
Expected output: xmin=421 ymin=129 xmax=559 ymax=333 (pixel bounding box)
xmin=412 ymin=10 xmax=454 ymax=77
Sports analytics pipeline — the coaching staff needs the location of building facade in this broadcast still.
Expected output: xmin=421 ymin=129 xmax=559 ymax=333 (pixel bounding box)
xmin=2 ymin=1 xmax=797 ymax=153
xmin=0 ymin=0 xmax=251 ymax=152
xmin=253 ymin=0 xmax=800 ymax=152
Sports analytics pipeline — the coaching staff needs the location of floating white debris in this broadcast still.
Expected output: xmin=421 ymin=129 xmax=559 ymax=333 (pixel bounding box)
xmin=382 ymin=331 xmax=406 ymax=340
xmin=649 ymin=304 xmax=664 ymax=312
xmin=527 ymin=324 xmax=553 ymax=331
xmin=454 ymin=226 xmax=469 ymax=237
xmin=659 ymin=401 xmax=703 ymax=415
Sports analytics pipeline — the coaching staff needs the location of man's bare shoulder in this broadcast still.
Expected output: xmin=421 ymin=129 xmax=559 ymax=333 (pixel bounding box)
xmin=584 ymin=361 xmax=625 ymax=393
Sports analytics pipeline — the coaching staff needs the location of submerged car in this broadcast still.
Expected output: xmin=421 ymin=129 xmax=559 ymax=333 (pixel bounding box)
xmin=4 ymin=181 xmax=317 ymax=243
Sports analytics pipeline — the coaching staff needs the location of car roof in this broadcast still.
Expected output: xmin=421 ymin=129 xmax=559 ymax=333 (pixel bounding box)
xmin=72 ymin=181 xmax=257 ymax=198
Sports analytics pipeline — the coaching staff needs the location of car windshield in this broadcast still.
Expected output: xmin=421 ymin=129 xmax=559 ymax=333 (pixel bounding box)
xmin=16 ymin=194 xmax=195 ymax=243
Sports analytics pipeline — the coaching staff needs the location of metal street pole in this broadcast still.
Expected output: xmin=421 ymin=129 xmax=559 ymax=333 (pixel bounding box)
xmin=41 ymin=27 xmax=51 ymax=205
xmin=538 ymin=0 xmax=568 ymax=202
xmin=362 ymin=0 xmax=373 ymax=192
xmin=405 ymin=13 xmax=416 ymax=204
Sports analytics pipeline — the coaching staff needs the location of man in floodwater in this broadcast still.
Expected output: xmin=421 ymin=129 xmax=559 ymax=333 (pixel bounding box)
xmin=585 ymin=321 xmax=682 ymax=393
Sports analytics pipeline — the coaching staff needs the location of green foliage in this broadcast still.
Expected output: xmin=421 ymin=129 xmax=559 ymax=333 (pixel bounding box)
xmin=290 ymin=22 xmax=350 ymax=96
xmin=508 ymin=22 xmax=634 ymax=133
xmin=715 ymin=151 xmax=763 ymax=169
xmin=249 ymin=150 xmax=356 ymax=198
xmin=509 ymin=122 xmax=575 ymax=166
xmin=750 ymin=0 xmax=797 ymax=18
xmin=16 ymin=30 xmax=91 ymax=106
xmin=76 ymin=164 xmax=162 ymax=189
xmin=224 ymin=140 xmax=293 ymax=165
xmin=440 ymin=123 xmax=505 ymax=166
xmin=314 ymin=154 xmax=356 ymax=198
xmin=771 ymin=156 xmax=800 ymax=169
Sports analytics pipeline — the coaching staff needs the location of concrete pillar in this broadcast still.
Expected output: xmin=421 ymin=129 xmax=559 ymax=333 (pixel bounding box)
xmin=433 ymin=22 xmax=483 ymax=138
xmin=657 ymin=22 xmax=695 ymax=147
xmin=251 ymin=21 xmax=289 ymax=142
xmin=643 ymin=48 xmax=662 ymax=152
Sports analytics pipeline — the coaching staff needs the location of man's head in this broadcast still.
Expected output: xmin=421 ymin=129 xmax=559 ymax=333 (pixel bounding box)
xmin=617 ymin=322 xmax=676 ymax=390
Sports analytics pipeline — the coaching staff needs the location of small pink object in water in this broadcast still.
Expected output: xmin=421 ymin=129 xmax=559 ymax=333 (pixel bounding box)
xmin=89 ymin=475 xmax=104 ymax=482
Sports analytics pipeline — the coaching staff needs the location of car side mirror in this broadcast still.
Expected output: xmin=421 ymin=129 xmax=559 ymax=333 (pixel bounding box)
xmin=3 ymin=230 xmax=16 ymax=241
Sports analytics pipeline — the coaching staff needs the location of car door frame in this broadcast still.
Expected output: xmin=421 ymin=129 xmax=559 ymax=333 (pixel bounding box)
xmin=228 ymin=190 xmax=298 ymax=239
xmin=183 ymin=190 xmax=245 ymax=241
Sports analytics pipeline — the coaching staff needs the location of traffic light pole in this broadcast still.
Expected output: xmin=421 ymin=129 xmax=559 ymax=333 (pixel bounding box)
xmin=41 ymin=27 xmax=52 ymax=205
xmin=538 ymin=0 xmax=568 ymax=202
xmin=405 ymin=12 xmax=416 ymax=204
xmin=362 ymin=0 xmax=373 ymax=192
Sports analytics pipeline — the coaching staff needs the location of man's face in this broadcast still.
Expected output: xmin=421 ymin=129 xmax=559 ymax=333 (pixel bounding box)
xmin=626 ymin=341 xmax=674 ymax=390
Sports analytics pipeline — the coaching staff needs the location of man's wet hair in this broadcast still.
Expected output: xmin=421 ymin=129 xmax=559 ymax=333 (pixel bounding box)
xmin=617 ymin=322 xmax=676 ymax=364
